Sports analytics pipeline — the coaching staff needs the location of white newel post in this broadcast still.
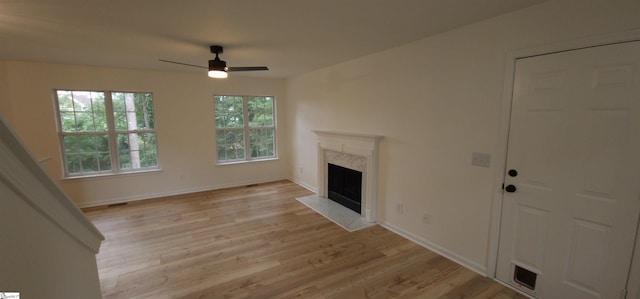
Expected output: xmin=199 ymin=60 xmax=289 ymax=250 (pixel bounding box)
xmin=313 ymin=130 xmax=382 ymax=223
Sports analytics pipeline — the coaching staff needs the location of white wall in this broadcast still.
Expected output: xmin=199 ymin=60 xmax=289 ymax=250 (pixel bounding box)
xmin=285 ymin=0 xmax=640 ymax=273
xmin=0 ymin=62 xmax=287 ymax=207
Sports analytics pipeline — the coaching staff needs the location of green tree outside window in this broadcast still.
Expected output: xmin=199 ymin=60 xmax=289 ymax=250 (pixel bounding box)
xmin=55 ymin=90 xmax=159 ymax=176
xmin=214 ymin=95 xmax=276 ymax=163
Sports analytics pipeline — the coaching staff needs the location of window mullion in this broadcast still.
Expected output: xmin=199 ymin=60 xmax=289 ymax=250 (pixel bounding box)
xmin=104 ymin=92 xmax=120 ymax=172
xmin=53 ymin=93 xmax=68 ymax=176
xmin=243 ymin=96 xmax=251 ymax=160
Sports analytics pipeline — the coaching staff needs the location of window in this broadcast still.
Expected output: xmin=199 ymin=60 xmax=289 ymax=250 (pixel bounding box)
xmin=214 ymin=95 xmax=276 ymax=163
xmin=54 ymin=90 xmax=158 ymax=177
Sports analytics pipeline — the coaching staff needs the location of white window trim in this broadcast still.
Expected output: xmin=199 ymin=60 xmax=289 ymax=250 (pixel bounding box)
xmin=53 ymin=89 xmax=160 ymax=177
xmin=214 ymin=95 xmax=277 ymax=164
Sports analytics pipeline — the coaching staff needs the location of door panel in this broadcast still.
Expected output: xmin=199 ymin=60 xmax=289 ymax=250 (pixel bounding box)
xmin=497 ymin=41 xmax=640 ymax=299
xmin=512 ymin=205 xmax=548 ymax=273
xmin=564 ymin=218 xmax=609 ymax=295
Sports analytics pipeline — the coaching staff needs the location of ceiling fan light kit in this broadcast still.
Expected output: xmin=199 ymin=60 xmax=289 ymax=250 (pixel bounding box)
xmin=208 ymin=61 xmax=228 ymax=78
xmin=208 ymin=69 xmax=228 ymax=78
xmin=160 ymin=45 xmax=268 ymax=79
xmin=208 ymin=46 xmax=228 ymax=78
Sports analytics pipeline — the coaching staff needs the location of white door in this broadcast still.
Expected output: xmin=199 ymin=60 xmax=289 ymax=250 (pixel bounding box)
xmin=496 ymin=41 xmax=640 ymax=299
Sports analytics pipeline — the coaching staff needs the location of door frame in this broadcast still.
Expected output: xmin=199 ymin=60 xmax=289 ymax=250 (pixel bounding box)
xmin=488 ymin=29 xmax=640 ymax=297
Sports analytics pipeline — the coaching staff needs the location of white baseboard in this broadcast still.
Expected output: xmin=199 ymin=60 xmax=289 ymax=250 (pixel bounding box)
xmin=77 ymin=176 xmax=289 ymax=208
xmin=288 ymin=177 xmax=488 ymax=276
xmin=379 ymin=221 xmax=487 ymax=276
xmin=289 ymin=177 xmax=318 ymax=193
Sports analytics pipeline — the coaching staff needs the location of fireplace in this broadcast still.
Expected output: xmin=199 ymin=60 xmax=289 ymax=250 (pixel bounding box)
xmin=313 ymin=130 xmax=382 ymax=223
xmin=328 ymin=163 xmax=362 ymax=213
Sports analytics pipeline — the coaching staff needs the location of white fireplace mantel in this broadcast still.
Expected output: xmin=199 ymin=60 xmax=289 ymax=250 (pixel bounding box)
xmin=313 ymin=130 xmax=382 ymax=223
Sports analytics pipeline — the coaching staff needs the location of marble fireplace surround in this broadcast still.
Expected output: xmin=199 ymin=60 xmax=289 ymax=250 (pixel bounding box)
xmin=313 ymin=130 xmax=382 ymax=223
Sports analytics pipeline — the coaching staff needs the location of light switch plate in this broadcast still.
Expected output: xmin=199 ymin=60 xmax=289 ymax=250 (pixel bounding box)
xmin=472 ymin=152 xmax=491 ymax=167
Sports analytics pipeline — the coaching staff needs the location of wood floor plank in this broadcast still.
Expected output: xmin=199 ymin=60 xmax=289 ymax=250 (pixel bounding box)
xmin=83 ymin=180 xmax=526 ymax=299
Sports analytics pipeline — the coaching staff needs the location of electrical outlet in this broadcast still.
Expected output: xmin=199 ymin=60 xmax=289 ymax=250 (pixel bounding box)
xmin=422 ymin=213 xmax=431 ymax=224
xmin=397 ymin=203 xmax=404 ymax=215
xmin=299 ymin=167 xmax=304 ymax=174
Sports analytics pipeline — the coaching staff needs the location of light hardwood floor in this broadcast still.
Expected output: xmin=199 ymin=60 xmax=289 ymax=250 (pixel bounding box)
xmin=83 ymin=180 xmax=526 ymax=299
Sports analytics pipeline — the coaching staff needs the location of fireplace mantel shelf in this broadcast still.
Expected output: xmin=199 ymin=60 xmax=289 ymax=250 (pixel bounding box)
xmin=312 ymin=130 xmax=383 ymax=141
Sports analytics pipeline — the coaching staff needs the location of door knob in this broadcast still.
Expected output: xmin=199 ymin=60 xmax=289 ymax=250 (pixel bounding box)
xmin=508 ymin=169 xmax=518 ymax=177
xmin=505 ymin=185 xmax=517 ymax=193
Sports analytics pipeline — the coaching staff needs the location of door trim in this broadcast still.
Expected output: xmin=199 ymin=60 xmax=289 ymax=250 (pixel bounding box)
xmin=488 ymin=28 xmax=640 ymax=296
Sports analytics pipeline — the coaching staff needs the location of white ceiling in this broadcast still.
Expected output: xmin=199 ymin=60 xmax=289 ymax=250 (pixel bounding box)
xmin=0 ymin=0 xmax=546 ymax=79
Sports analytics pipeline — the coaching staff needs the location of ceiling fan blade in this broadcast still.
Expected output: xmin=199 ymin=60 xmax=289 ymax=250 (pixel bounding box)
xmin=227 ymin=66 xmax=269 ymax=72
xmin=159 ymin=59 xmax=207 ymax=69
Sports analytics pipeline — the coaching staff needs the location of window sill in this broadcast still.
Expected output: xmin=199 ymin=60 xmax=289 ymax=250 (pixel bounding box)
xmin=62 ymin=168 xmax=162 ymax=181
xmin=216 ymin=157 xmax=279 ymax=166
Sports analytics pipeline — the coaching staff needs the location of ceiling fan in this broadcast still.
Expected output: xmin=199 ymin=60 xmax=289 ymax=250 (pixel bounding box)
xmin=159 ymin=45 xmax=269 ymax=78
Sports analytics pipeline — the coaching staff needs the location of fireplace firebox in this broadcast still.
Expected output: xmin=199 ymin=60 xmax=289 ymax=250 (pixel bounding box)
xmin=327 ymin=163 xmax=362 ymax=213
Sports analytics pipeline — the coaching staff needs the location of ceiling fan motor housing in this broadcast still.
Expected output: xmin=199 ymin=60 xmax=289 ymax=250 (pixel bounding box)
xmin=209 ymin=57 xmax=227 ymax=71
xmin=209 ymin=45 xmax=227 ymax=71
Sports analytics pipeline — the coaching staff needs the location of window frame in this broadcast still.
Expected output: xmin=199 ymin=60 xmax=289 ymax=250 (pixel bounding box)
xmin=214 ymin=95 xmax=277 ymax=164
xmin=53 ymin=89 xmax=160 ymax=178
